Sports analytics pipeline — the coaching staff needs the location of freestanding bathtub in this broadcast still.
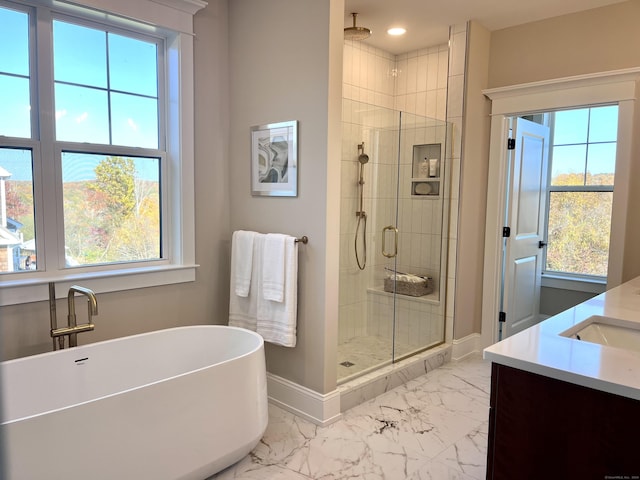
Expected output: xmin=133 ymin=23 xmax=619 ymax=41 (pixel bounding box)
xmin=0 ymin=325 xmax=268 ymax=480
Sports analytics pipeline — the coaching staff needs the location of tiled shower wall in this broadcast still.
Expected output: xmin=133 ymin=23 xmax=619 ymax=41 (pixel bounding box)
xmin=339 ymin=27 xmax=467 ymax=348
xmin=343 ymin=41 xmax=449 ymax=119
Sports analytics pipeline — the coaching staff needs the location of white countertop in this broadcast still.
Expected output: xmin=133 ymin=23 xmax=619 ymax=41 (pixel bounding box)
xmin=483 ymin=275 xmax=640 ymax=400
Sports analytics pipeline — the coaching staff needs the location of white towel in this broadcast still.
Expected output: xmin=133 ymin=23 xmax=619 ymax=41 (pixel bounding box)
xmin=231 ymin=230 xmax=256 ymax=297
xmin=229 ymin=234 xmax=263 ymax=331
xmin=262 ymin=233 xmax=287 ymax=302
xmin=257 ymin=236 xmax=298 ymax=347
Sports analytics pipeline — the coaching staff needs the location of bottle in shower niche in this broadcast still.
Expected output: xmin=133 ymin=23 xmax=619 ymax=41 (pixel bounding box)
xmin=419 ymin=158 xmax=430 ymax=178
xmin=428 ymin=158 xmax=438 ymax=177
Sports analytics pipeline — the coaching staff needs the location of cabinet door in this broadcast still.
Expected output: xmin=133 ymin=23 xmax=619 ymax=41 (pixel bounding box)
xmin=487 ymin=363 xmax=640 ymax=479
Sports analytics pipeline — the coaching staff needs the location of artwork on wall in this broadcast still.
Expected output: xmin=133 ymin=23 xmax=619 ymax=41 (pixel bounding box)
xmin=250 ymin=120 xmax=298 ymax=197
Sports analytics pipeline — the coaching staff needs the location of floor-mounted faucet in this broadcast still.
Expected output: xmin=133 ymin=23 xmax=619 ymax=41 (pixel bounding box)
xmin=49 ymin=282 xmax=98 ymax=349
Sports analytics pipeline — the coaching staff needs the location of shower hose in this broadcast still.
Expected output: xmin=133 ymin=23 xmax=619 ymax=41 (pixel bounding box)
xmin=355 ymin=211 xmax=367 ymax=270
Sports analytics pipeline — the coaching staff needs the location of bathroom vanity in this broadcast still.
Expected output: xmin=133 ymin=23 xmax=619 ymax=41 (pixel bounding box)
xmin=484 ymin=276 xmax=640 ymax=479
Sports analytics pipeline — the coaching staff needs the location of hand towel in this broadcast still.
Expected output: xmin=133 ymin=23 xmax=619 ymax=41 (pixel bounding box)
xmin=262 ymin=233 xmax=287 ymax=302
xmin=229 ymin=233 xmax=264 ymax=331
xmin=257 ymin=236 xmax=298 ymax=347
xmin=231 ymin=230 xmax=256 ymax=297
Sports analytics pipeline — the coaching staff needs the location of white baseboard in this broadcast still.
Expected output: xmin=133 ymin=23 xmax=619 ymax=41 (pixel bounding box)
xmin=451 ymin=333 xmax=481 ymax=361
xmin=267 ymin=373 xmax=342 ymax=427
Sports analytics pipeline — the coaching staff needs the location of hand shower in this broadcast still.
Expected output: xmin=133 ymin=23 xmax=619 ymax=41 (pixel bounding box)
xmin=355 ymin=143 xmax=368 ymax=270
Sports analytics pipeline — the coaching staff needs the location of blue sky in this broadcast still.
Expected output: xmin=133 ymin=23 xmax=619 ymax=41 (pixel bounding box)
xmin=0 ymin=7 xmax=159 ymax=181
xmin=551 ymin=105 xmax=618 ymax=182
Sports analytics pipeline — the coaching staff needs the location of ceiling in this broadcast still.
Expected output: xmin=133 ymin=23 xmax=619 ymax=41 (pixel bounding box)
xmin=344 ymin=0 xmax=628 ymax=54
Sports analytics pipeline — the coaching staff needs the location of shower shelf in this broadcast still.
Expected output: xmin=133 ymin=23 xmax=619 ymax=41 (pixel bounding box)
xmin=367 ymin=286 xmax=440 ymax=306
xmin=411 ymin=178 xmax=440 ymax=197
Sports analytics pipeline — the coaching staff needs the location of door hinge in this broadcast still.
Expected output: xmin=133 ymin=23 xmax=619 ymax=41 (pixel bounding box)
xmin=502 ymin=226 xmax=511 ymax=238
xmin=507 ymin=138 xmax=515 ymax=150
xmin=499 ymin=311 xmax=506 ymax=323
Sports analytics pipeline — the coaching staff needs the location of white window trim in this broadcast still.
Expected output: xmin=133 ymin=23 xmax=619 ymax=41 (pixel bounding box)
xmin=480 ymin=67 xmax=640 ymax=347
xmin=540 ymin=273 xmax=606 ymax=295
xmin=0 ymin=0 xmax=206 ymax=306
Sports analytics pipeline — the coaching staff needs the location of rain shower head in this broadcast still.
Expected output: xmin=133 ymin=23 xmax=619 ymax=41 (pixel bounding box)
xmin=344 ymin=13 xmax=371 ymax=41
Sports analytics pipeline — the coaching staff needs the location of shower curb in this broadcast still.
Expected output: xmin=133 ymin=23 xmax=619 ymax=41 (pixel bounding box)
xmin=338 ymin=343 xmax=452 ymax=412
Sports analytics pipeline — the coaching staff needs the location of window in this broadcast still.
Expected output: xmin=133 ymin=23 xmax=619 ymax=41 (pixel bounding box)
xmin=544 ymin=105 xmax=618 ymax=279
xmin=0 ymin=0 xmax=202 ymax=305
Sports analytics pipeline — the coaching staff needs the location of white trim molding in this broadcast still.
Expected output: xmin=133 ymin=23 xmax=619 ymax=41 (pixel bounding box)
xmin=481 ymin=68 xmax=640 ymax=349
xmin=267 ymin=373 xmax=342 ymax=427
xmin=484 ymin=68 xmax=640 ymax=115
xmin=451 ymin=333 xmax=481 ymax=361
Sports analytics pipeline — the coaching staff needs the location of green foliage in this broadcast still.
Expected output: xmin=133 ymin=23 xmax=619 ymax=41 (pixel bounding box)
xmin=64 ymin=156 xmax=160 ymax=265
xmin=2 ymin=156 xmax=159 ymax=269
xmin=546 ymin=173 xmax=613 ymax=277
xmin=90 ymin=156 xmax=136 ymax=218
xmin=5 ymin=181 xmax=34 ymax=240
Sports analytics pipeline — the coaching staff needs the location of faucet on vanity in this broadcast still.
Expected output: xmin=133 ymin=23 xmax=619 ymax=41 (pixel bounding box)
xmin=49 ymin=282 xmax=98 ymax=350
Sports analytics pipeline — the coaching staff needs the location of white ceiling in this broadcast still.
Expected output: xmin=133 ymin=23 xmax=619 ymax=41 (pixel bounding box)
xmin=344 ymin=0 xmax=628 ymax=54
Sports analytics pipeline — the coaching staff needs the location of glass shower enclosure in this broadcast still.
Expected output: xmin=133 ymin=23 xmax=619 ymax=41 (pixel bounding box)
xmin=338 ymin=98 xmax=451 ymax=383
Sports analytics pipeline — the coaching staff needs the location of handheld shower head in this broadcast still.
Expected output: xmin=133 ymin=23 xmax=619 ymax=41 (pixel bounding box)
xmin=357 ymin=142 xmax=369 ymax=163
xmin=357 ymin=143 xmax=368 ymax=185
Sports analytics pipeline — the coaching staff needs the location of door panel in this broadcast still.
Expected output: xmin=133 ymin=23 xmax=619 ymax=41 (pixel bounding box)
xmin=503 ymin=118 xmax=549 ymax=338
xmin=511 ymin=256 xmax=539 ymax=333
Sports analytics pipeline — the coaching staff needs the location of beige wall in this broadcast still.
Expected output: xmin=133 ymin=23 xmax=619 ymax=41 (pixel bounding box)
xmin=454 ymin=21 xmax=491 ymax=339
xmin=489 ymin=0 xmax=640 ymax=88
xmin=0 ymin=0 xmax=231 ymax=361
xmin=228 ymin=0 xmax=344 ymax=394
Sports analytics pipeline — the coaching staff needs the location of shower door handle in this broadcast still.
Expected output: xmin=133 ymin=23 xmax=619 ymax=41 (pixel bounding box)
xmin=382 ymin=225 xmax=398 ymax=258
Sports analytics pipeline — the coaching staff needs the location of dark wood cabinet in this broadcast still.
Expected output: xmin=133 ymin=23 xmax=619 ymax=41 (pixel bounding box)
xmin=486 ymin=363 xmax=640 ymax=480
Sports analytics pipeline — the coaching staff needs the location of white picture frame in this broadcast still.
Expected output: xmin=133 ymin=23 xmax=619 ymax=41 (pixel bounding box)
xmin=250 ymin=120 xmax=298 ymax=197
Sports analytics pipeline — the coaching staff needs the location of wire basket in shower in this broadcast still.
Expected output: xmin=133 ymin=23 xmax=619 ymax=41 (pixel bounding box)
xmin=383 ymin=270 xmax=434 ymax=297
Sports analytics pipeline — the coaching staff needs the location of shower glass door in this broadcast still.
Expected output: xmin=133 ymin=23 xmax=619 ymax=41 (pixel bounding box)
xmin=390 ymin=110 xmax=449 ymax=361
xmin=338 ymin=99 xmax=450 ymax=384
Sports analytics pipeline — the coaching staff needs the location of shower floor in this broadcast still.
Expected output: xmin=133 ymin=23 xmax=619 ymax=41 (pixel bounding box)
xmin=337 ymin=335 xmax=415 ymax=382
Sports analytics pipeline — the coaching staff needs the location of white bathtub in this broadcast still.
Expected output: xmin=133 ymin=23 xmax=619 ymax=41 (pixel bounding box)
xmin=0 ymin=325 xmax=268 ymax=480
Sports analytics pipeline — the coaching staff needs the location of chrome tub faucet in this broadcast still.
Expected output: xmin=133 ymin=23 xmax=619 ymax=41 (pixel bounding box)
xmin=49 ymin=282 xmax=98 ymax=349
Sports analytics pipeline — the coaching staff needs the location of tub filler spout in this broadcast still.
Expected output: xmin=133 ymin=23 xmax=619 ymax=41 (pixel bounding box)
xmin=50 ymin=283 xmax=98 ymax=349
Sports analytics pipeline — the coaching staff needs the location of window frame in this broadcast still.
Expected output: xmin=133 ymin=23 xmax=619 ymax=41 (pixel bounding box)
xmin=0 ymin=0 xmax=204 ymax=306
xmin=541 ymin=105 xmax=617 ymax=284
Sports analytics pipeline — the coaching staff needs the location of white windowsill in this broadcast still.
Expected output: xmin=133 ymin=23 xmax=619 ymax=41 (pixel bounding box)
xmin=540 ymin=273 xmax=606 ymax=294
xmin=0 ymin=264 xmax=198 ymax=306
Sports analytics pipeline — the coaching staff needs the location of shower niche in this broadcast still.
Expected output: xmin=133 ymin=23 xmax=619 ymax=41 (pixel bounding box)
xmin=338 ymin=99 xmax=452 ymax=384
xmin=411 ymin=143 xmax=442 ymax=197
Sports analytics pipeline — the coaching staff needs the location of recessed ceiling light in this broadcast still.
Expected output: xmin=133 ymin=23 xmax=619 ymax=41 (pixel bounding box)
xmin=387 ymin=27 xmax=406 ymax=36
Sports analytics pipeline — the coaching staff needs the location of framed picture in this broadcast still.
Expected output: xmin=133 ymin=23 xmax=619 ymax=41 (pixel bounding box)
xmin=250 ymin=120 xmax=298 ymax=197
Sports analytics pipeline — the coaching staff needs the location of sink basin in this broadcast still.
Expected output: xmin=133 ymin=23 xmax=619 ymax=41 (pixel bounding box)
xmin=560 ymin=315 xmax=640 ymax=353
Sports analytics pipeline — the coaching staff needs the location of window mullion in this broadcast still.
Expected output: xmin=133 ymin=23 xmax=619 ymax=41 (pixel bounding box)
xmin=34 ymin=6 xmax=63 ymax=273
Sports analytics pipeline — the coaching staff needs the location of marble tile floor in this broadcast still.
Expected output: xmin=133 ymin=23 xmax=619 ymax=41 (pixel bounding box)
xmin=211 ymin=354 xmax=491 ymax=480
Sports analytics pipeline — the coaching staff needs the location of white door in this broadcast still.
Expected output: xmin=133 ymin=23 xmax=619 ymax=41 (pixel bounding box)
xmin=502 ymin=118 xmax=549 ymax=338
